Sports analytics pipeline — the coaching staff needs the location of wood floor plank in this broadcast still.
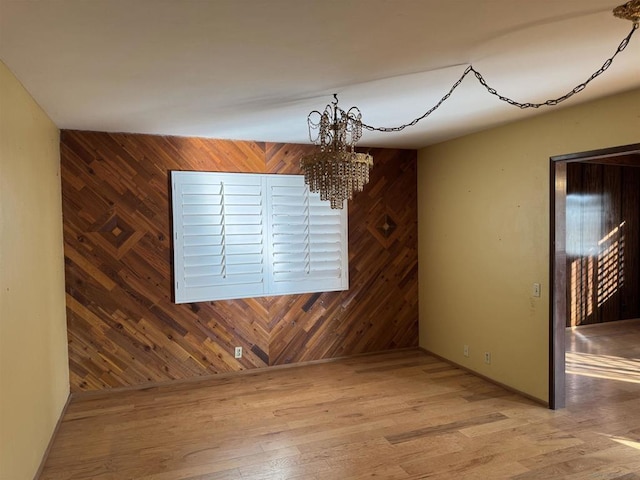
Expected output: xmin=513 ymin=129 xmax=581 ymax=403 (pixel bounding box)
xmin=40 ymin=322 xmax=640 ymax=478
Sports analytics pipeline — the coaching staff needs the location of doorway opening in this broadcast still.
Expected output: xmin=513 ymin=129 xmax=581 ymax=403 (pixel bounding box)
xmin=550 ymin=143 xmax=640 ymax=409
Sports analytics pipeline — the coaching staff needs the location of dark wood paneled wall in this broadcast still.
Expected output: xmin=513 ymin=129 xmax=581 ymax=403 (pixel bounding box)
xmin=566 ymin=159 xmax=640 ymax=326
xmin=61 ymin=131 xmax=418 ymax=392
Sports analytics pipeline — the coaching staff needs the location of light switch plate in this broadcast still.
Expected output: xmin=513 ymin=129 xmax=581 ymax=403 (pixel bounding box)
xmin=533 ymin=283 xmax=541 ymax=297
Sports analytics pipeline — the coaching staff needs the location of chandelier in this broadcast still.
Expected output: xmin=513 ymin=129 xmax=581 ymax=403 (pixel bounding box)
xmin=300 ymin=95 xmax=373 ymax=209
xmin=301 ymin=0 xmax=639 ymax=209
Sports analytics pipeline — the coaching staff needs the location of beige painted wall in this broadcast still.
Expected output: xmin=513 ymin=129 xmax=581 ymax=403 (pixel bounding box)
xmin=418 ymin=88 xmax=640 ymax=402
xmin=0 ymin=61 xmax=69 ymax=479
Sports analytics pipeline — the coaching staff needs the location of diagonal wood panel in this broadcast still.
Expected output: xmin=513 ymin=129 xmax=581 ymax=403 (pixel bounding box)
xmin=565 ymin=162 xmax=640 ymax=327
xmin=62 ymin=131 xmax=418 ymax=391
xmin=266 ymin=145 xmax=419 ymax=365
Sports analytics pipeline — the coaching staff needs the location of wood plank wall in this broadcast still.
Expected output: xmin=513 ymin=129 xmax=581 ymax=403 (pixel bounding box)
xmin=60 ymin=131 xmax=418 ymax=392
xmin=566 ymin=159 xmax=640 ymax=326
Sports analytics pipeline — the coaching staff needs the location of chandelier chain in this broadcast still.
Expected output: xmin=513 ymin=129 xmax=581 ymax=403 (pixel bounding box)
xmin=362 ymin=23 xmax=638 ymax=133
xmin=302 ymin=1 xmax=639 ymax=209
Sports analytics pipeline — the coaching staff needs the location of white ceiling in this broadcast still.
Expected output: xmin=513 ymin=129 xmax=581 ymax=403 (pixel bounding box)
xmin=1 ymin=0 xmax=638 ymax=149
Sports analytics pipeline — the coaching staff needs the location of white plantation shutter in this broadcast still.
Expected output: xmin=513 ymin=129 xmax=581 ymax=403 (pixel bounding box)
xmin=268 ymin=176 xmax=348 ymax=294
xmin=172 ymin=172 xmax=348 ymax=303
xmin=172 ymin=172 xmax=266 ymax=302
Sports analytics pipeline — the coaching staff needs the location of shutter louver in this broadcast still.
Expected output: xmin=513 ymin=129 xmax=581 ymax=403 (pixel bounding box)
xmin=268 ymin=176 xmax=348 ymax=295
xmin=172 ymin=172 xmax=266 ymax=303
xmin=308 ymin=194 xmax=344 ymax=280
xmin=271 ymin=184 xmax=311 ymax=283
xmin=172 ymin=172 xmax=348 ymax=303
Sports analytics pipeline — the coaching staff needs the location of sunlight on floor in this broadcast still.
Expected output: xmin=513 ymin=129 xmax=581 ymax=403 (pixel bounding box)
xmin=604 ymin=435 xmax=640 ymax=451
xmin=566 ymin=352 xmax=640 ymax=384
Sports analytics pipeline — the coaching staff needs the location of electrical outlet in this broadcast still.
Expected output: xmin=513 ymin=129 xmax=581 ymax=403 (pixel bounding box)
xmin=484 ymin=352 xmax=491 ymax=364
xmin=533 ymin=283 xmax=541 ymax=297
xmin=463 ymin=345 xmax=469 ymax=357
xmin=234 ymin=346 xmax=242 ymax=359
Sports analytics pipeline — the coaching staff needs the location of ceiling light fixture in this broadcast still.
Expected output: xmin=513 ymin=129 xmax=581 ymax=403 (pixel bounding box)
xmin=301 ymin=0 xmax=639 ymax=209
xmin=301 ymin=94 xmax=373 ymax=209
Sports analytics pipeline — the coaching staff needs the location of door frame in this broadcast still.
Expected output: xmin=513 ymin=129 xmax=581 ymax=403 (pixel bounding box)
xmin=549 ymin=142 xmax=640 ymax=409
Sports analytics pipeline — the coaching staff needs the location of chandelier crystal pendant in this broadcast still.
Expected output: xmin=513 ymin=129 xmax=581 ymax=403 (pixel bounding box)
xmin=301 ymin=95 xmax=373 ymax=209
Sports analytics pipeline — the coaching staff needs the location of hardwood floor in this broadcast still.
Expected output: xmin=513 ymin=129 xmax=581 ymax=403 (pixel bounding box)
xmin=566 ymin=318 xmax=640 ymax=407
xmin=40 ymin=326 xmax=640 ymax=479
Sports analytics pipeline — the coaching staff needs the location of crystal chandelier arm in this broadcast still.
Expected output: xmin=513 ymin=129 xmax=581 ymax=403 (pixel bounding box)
xmin=362 ymin=21 xmax=638 ymax=133
xmin=307 ymin=110 xmax=323 ymax=143
xmin=308 ymin=96 xmax=367 ymax=149
xmin=345 ymin=106 xmax=364 ymax=145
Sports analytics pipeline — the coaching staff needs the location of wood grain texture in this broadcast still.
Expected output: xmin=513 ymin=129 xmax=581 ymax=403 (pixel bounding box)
xmin=551 ymin=160 xmax=567 ymax=409
xmin=61 ymin=131 xmax=418 ymax=392
xmin=40 ymin=327 xmax=640 ymax=479
xmin=565 ymin=162 xmax=640 ymax=327
xmin=621 ymin=166 xmax=640 ymax=318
